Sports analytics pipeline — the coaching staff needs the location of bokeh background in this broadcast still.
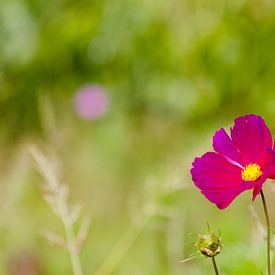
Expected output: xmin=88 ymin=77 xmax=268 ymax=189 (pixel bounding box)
xmin=1 ymin=0 xmax=275 ymax=274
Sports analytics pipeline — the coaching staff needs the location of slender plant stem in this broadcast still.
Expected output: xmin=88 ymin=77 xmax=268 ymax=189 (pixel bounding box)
xmin=212 ymin=256 xmax=219 ymax=275
xmin=62 ymin=217 xmax=83 ymax=275
xmin=261 ymin=190 xmax=271 ymax=275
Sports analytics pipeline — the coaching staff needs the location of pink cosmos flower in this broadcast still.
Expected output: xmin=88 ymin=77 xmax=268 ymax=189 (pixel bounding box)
xmin=191 ymin=114 xmax=275 ymax=209
xmin=74 ymin=85 xmax=109 ymax=120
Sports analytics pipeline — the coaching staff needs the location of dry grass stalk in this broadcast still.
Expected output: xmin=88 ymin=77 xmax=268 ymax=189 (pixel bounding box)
xmin=29 ymin=146 xmax=90 ymax=275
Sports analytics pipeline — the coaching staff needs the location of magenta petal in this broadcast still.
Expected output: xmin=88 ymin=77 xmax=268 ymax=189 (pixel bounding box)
xmin=252 ymin=184 xmax=262 ymax=201
xmin=191 ymin=152 xmax=245 ymax=209
xmin=231 ymin=114 xmax=272 ymax=164
xmin=202 ymin=189 xmax=244 ymax=209
xmin=264 ymin=148 xmax=275 ymax=179
xmin=213 ymin=128 xmax=243 ymax=166
xmin=252 ymin=173 xmax=268 ymax=201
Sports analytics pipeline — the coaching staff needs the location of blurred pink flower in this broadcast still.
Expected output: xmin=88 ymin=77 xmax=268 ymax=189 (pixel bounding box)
xmin=74 ymin=85 xmax=109 ymax=120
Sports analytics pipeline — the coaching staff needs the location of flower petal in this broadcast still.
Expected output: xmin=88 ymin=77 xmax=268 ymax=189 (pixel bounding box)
xmin=252 ymin=173 xmax=268 ymax=201
xmin=191 ymin=152 xmax=245 ymax=209
xmin=261 ymin=147 xmax=275 ymax=179
xmin=213 ymin=128 xmax=243 ymax=166
xmin=230 ymin=114 xmax=272 ymax=164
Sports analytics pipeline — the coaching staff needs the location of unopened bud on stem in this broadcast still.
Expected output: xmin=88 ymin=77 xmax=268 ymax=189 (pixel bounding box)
xmin=196 ymin=232 xmax=222 ymax=257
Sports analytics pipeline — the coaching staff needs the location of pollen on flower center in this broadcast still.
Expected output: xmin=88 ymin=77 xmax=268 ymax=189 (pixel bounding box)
xmin=241 ymin=163 xmax=263 ymax=181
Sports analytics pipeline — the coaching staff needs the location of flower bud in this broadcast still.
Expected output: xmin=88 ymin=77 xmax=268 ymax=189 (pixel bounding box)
xmin=196 ymin=232 xmax=222 ymax=257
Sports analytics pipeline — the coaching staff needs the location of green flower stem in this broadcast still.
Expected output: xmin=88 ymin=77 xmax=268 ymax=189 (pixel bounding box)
xmin=211 ymin=256 xmax=219 ymax=275
xmin=261 ymin=190 xmax=271 ymax=275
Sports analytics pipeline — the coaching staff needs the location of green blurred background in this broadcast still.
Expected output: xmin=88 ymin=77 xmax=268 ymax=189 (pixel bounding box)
xmin=1 ymin=0 xmax=275 ymax=274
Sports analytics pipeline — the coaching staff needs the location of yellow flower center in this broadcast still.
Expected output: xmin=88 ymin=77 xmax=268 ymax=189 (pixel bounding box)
xmin=241 ymin=163 xmax=262 ymax=181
